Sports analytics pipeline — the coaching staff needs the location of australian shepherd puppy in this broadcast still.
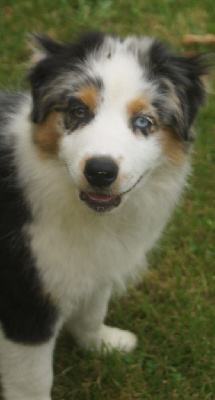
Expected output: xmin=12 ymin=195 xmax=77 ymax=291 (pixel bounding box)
xmin=0 ymin=32 xmax=209 ymax=399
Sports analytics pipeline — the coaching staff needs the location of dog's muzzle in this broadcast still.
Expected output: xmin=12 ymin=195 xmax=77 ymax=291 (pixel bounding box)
xmin=80 ymin=157 xmax=121 ymax=213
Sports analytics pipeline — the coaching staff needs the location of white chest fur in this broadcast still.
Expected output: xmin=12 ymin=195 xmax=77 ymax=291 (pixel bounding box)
xmin=26 ymin=164 xmax=188 ymax=321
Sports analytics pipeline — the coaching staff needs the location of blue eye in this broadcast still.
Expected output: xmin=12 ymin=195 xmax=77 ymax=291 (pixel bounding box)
xmin=133 ymin=116 xmax=151 ymax=130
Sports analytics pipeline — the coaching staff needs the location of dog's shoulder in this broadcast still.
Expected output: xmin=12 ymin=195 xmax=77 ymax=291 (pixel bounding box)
xmin=0 ymin=92 xmax=26 ymax=126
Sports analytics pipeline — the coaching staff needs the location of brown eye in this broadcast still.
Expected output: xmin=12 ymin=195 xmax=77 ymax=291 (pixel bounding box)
xmin=67 ymin=100 xmax=93 ymax=134
xmin=70 ymin=107 xmax=88 ymax=119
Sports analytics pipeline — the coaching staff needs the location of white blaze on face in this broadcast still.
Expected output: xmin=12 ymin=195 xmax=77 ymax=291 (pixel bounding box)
xmin=59 ymin=51 xmax=163 ymax=195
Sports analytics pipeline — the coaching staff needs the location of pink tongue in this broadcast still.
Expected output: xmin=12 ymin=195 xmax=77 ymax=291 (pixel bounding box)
xmin=87 ymin=193 xmax=115 ymax=202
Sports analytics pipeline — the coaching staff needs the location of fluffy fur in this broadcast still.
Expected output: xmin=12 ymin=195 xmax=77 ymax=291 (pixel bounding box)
xmin=0 ymin=32 xmax=209 ymax=399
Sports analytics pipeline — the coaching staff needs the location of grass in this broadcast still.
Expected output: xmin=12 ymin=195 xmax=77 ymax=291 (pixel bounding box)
xmin=0 ymin=1 xmax=214 ymax=399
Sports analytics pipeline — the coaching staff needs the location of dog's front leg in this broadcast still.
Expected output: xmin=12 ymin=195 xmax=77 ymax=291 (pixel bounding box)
xmin=0 ymin=328 xmax=56 ymax=400
xmin=66 ymin=286 xmax=137 ymax=353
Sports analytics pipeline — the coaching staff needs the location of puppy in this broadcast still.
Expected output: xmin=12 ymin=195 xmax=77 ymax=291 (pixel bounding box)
xmin=0 ymin=32 xmax=209 ymax=400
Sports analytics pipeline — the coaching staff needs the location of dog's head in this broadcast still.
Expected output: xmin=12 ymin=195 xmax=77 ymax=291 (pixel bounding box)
xmin=28 ymin=32 xmax=209 ymax=213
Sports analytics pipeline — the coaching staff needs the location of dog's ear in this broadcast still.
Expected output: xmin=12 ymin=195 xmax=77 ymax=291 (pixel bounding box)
xmin=27 ymin=34 xmax=66 ymax=123
xmin=29 ymin=34 xmax=64 ymax=66
xmin=27 ymin=32 xmax=105 ymax=124
xmin=148 ymin=41 xmax=210 ymax=141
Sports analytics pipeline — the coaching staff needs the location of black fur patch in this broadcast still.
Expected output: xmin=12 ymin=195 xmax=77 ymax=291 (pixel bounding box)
xmin=0 ymin=95 xmax=58 ymax=344
xmin=146 ymin=40 xmax=209 ymax=140
xmin=28 ymin=32 xmax=105 ymax=123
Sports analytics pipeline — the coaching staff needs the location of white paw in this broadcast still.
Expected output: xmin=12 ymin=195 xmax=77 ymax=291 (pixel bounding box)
xmin=78 ymin=324 xmax=137 ymax=353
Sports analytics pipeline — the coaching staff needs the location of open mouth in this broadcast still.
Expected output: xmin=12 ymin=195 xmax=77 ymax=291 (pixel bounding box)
xmin=79 ymin=191 xmax=121 ymax=213
xmin=79 ymin=170 xmax=150 ymax=213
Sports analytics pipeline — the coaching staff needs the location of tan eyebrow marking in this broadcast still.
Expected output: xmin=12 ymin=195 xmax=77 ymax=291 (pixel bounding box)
xmin=76 ymin=86 xmax=99 ymax=112
xmin=127 ymin=97 xmax=151 ymax=117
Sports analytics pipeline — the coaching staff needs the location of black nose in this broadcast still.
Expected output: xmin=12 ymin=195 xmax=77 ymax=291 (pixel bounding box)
xmin=84 ymin=157 xmax=118 ymax=187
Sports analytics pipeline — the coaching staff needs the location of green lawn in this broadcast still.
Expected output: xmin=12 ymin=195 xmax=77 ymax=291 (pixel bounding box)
xmin=0 ymin=1 xmax=214 ymax=399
